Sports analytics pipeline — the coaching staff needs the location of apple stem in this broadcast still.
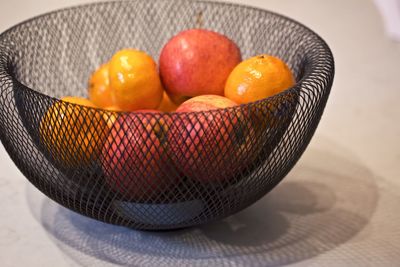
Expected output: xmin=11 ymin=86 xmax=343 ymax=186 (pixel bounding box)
xmin=196 ymin=11 xmax=204 ymax=28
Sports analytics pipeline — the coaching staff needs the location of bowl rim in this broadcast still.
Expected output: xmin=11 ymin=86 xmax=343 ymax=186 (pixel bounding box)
xmin=0 ymin=0 xmax=334 ymax=116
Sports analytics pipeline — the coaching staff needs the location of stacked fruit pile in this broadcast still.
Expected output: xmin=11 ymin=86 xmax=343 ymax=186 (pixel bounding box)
xmin=39 ymin=29 xmax=295 ymax=200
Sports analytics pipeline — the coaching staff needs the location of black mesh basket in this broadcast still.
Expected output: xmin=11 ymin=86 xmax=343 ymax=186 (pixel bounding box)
xmin=0 ymin=0 xmax=334 ymax=230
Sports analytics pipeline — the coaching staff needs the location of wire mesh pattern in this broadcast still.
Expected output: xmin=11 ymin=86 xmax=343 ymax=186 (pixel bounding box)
xmin=0 ymin=0 xmax=334 ymax=230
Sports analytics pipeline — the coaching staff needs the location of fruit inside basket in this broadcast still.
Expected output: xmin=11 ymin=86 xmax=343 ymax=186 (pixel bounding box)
xmin=0 ymin=0 xmax=334 ymax=230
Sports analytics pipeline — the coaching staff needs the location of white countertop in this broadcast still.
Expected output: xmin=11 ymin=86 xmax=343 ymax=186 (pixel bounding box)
xmin=0 ymin=0 xmax=399 ymax=266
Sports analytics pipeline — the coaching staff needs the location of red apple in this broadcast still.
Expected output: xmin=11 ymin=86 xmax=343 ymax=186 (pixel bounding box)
xmin=169 ymin=95 xmax=256 ymax=183
xmin=159 ymin=29 xmax=241 ymax=103
xmin=101 ymin=110 xmax=175 ymax=200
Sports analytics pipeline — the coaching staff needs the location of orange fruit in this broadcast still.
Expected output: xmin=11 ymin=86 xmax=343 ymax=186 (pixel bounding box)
xmin=157 ymin=91 xmax=178 ymax=112
xmin=224 ymin=54 xmax=295 ymax=104
xmin=62 ymin=96 xmax=96 ymax=108
xmin=104 ymin=105 xmax=122 ymax=112
xmin=109 ymin=49 xmax=163 ymax=111
xmin=88 ymin=63 xmax=117 ymax=108
xmin=39 ymin=96 xmax=108 ymax=167
xmin=102 ymin=105 xmax=122 ymax=128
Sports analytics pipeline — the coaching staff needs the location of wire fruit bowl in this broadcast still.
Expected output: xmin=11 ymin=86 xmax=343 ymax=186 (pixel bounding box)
xmin=0 ymin=0 xmax=334 ymax=230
